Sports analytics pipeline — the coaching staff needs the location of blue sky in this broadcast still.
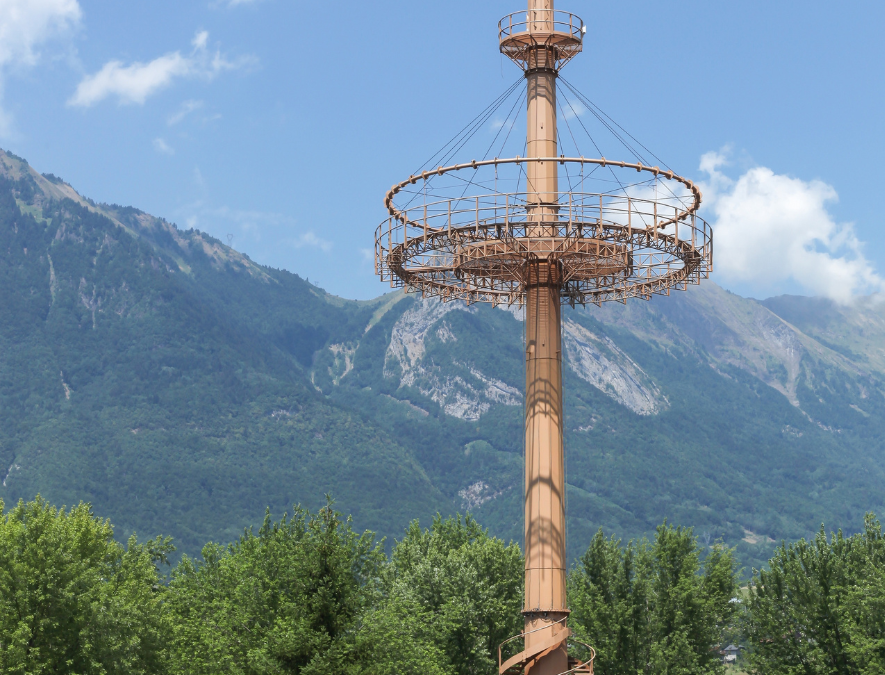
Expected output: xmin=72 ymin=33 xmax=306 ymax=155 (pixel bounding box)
xmin=1 ymin=0 xmax=883 ymax=302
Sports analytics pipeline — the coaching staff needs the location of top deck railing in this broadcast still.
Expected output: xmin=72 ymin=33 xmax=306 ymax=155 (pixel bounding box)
xmin=498 ymin=9 xmax=584 ymax=44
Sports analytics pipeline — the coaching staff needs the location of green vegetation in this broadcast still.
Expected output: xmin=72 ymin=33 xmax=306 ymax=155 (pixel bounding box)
xmin=569 ymin=524 xmax=738 ymax=675
xmin=10 ymin=495 xmax=885 ymax=675
xmin=166 ymin=500 xmax=386 ymax=674
xmin=0 ymin=497 xmax=171 ymax=674
xmin=746 ymin=515 xmax=885 ymax=674
xmin=0 ymin=496 xmax=745 ymax=675
xmin=0 ymin=165 xmax=449 ymax=556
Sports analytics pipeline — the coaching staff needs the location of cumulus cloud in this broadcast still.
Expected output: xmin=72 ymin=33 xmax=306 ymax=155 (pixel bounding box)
xmin=0 ymin=0 xmax=80 ymax=67
xmin=68 ymin=30 xmax=254 ymax=107
xmin=700 ymin=148 xmax=884 ymax=304
xmin=0 ymin=0 xmax=81 ymax=136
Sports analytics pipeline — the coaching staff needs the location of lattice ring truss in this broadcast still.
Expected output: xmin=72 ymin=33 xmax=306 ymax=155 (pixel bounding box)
xmin=375 ymin=157 xmax=713 ymax=307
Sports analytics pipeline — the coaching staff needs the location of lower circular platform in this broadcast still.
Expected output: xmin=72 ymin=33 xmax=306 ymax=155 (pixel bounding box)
xmin=375 ymin=157 xmax=712 ymax=307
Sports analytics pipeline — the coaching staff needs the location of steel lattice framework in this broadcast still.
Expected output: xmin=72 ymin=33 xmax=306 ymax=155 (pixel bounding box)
xmin=375 ymin=156 xmax=712 ymax=307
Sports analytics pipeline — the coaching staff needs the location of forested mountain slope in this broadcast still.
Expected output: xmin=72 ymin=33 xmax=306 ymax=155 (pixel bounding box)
xmin=0 ymin=149 xmax=449 ymax=554
xmin=1 ymin=148 xmax=884 ymax=570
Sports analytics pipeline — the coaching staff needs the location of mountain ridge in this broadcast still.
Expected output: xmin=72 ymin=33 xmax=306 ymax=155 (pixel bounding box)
xmin=1 ymin=147 xmax=884 ymax=572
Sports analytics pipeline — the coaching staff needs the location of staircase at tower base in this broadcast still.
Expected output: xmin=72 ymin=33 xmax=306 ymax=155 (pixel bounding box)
xmin=499 ymin=620 xmax=596 ymax=675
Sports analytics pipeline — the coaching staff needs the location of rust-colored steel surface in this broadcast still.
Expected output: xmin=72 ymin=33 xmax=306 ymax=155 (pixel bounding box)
xmin=373 ymin=1 xmax=712 ymax=674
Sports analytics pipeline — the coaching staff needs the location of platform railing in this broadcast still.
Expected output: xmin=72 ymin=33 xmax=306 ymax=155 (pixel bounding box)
xmin=498 ymin=9 xmax=584 ymax=43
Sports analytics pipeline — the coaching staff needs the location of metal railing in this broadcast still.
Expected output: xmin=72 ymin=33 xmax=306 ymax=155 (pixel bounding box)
xmin=373 ymin=189 xmax=712 ymax=307
xmin=499 ymin=9 xmax=585 ymax=44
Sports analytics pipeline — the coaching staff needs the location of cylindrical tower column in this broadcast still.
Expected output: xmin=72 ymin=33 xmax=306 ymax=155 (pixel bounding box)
xmin=523 ymin=1 xmax=567 ymax=673
xmin=525 ymin=0 xmax=558 ymax=212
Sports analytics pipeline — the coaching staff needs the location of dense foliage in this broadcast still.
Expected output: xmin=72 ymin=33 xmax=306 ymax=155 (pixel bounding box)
xmin=0 ymin=496 xmax=745 ymax=675
xmin=0 ymin=497 xmax=172 ymax=674
xmin=746 ymin=515 xmax=885 ymax=674
xmin=569 ymin=524 xmax=738 ymax=675
xmin=385 ymin=515 xmax=523 ymax=675
xmin=8 ymin=494 xmax=885 ymax=674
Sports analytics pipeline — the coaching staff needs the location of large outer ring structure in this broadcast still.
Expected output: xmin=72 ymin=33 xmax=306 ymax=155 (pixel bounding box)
xmin=375 ymin=156 xmax=713 ymax=307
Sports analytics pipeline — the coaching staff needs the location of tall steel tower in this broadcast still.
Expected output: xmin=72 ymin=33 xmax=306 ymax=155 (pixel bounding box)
xmin=375 ymin=2 xmax=713 ymax=673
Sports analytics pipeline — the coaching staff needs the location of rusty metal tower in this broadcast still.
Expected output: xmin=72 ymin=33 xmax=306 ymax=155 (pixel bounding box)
xmin=374 ymin=2 xmax=713 ymax=674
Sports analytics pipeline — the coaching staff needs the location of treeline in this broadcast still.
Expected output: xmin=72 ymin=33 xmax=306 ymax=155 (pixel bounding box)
xmin=1 ymin=498 xmax=884 ymax=674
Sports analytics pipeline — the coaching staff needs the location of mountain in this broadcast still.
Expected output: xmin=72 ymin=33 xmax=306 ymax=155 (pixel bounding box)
xmin=0 ymin=149 xmax=450 ymax=555
xmin=1 ymin=148 xmax=884 ymax=572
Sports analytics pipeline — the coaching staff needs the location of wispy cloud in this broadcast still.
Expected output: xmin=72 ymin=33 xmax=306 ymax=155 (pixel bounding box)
xmin=167 ymin=99 xmax=203 ymax=125
xmin=179 ymin=204 xmax=332 ymax=254
xmin=0 ymin=0 xmax=81 ymax=137
xmin=293 ymin=232 xmax=332 ymax=252
xmin=209 ymin=0 xmax=264 ymax=8
xmin=700 ymin=147 xmax=884 ymax=304
xmin=68 ymin=30 xmax=255 ymax=107
xmin=562 ymin=100 xmax=586 ymax=120
xmin=152 ymin=137 xmax=174 ymax=155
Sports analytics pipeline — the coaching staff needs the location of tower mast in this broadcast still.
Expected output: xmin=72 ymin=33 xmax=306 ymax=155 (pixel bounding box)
xmin=523 ymin=1 xmax=568 ymax=673
xmin=375 ymin=2 xmax=714 ymax=671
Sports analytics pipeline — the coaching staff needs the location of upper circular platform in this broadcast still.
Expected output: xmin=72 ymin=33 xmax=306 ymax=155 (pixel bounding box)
xmin=499 ymin=10 xmax=584 ymax=69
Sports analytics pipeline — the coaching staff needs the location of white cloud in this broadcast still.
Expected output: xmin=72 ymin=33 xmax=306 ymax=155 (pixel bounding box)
xmin=0 ymin=0 xmax=81 ymax=67
xmin=192 ymin=30 xmax=208 ymax=51
xmin=700 ymin=148 xmax=884 ymax=304
xmin=0 ymin=0 xmax=81 ymax=136
xmin=152 ymin=137 xmax=174 ymax=155
xmin=68 ymin=30 xmax=254 ymax=107
xmin=167 ymin=99 xmax=203 ymax=125
xmin=562 ymin=100 xmax=586 ymax=120
xmin=293 ymin=232 xmax=332 ymax=252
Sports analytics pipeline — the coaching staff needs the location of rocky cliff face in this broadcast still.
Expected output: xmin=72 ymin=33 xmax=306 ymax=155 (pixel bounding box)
xmin=562 ymin=318 xmax=665 ymax=416
xmin=578 ymin=282 xmax=885 ymax=417
xmin=383 ymin=299 xmax=521 ymax=420
xmin=372 ymin=281 xmax=885 ymax=425
xmin=381 ymin=297 xmax=669 ymax=419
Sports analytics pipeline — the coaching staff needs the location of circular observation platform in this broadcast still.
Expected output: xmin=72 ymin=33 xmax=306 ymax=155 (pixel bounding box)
xmin=499 ymin=10 xmax=584 ymax=68
xmin=375 ymin=158 xmax=713 ymax=307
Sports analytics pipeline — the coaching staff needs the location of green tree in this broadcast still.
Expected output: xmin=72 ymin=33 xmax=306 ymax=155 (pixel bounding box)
xmin=166 ymin=499 xmax=386 ymax=675
xmin=569 ymin=523 xmax=738 ymax=675
xmin=746 ymin=514 xmax=885 ymax=674
xmin=383 ymin=514 xmax=524 ymax=675
xmin=0 ymin=496 xmax=172 ymax=675
xmin=334 ymin=594 xmax=448 ymax=675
